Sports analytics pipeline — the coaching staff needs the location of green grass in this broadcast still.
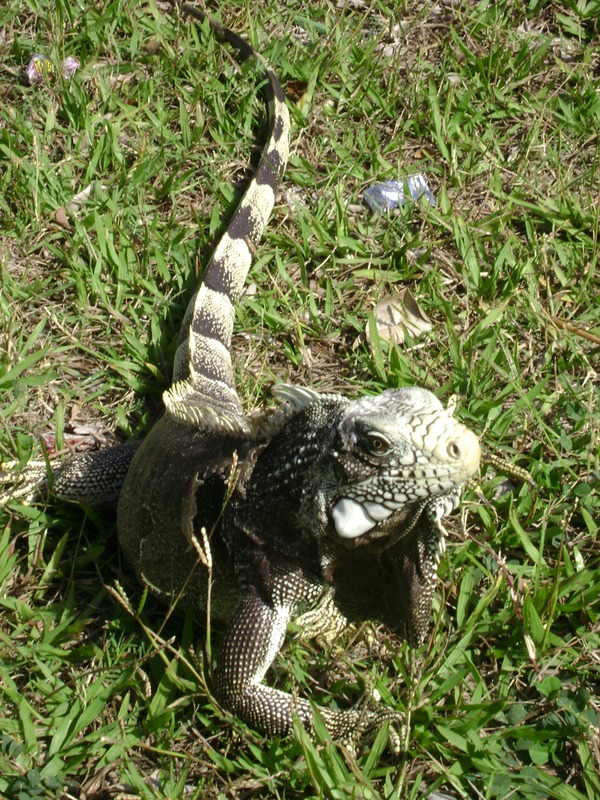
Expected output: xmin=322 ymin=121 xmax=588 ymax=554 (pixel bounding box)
xmin=1 ymin=0 xmax=598 ymax=797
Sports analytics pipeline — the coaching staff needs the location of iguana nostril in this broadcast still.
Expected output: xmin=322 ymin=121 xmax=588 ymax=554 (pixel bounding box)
xmin=444 ymin=428 xmax=480 ymax=475
xmin=447 ymin=440 xmax=462 ymax=460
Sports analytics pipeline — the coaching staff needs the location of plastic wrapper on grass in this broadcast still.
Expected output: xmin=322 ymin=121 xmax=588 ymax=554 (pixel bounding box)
xmin=62 ymin=57 xmax=80 ymax=78
xmin=25 ymin=54 xmax=54 ymax=85
xmin=364 ymin=175 xmax=436 ymax=214
xmin=24 ymin=54 xmax=80 ymax=85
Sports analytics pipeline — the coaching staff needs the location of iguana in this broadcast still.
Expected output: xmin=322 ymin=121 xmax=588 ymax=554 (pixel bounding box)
xmin=1 ymin=3 xmax=481 ymax=751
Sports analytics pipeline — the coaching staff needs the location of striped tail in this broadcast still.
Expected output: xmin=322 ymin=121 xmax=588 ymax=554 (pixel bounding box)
xmin=164 ymin=3 xmax=290 ymax=434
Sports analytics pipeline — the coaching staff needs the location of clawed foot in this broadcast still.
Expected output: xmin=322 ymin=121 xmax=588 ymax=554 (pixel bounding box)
xmin=319 ymin=680 xmax=406 ymax=756
xmin=348 ymin=684 xmax=405 ymax=755
xmin=294 ymin=589 xmax=349 ymax=649
xmin=0 ymin=460 xmax=48 ymax=505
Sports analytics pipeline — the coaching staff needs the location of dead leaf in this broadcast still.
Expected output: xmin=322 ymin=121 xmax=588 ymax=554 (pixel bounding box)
xmin=367 ymin=288 xmax=433 ymax=346
xmin=53 ymin=206 xmax=71 ymax=231
xmin=144 ymin=38 xmax=162 ymax=55
xmin=66 ymin=182 xmax=95 ymax=214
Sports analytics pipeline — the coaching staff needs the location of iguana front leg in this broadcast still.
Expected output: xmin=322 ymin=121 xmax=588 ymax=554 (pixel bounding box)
xmin=215 ymin=587 xmax=313 ymax=736
xmin=215 ymin=584 xmax=405 ymax=751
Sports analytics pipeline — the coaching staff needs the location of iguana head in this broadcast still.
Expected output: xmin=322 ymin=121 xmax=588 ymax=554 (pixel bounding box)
xmin=235 ymin=385 xmax=479 ymax=557
xmin=229 ymin=385 xmax=480 ymax=641
xmin=287 ymin=386 xmax=481 ymax=645
xmin=328 ymin=387 xmax=480 ymax=542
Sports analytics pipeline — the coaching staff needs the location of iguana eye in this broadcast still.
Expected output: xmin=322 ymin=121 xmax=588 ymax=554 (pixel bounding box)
xmin=363 ymin=432 xmax=391 ymax=455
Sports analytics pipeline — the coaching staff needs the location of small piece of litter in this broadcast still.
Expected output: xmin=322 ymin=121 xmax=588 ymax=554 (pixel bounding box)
xmin=24 ymin=54 xmax=80 ymax=85
xmin=62 ymin=57 xmax=80 ymax=78
xmin=25 ymin=54 xmax=54 ymax=85
xmin=364 ymin=175 xmax=436 ymax=213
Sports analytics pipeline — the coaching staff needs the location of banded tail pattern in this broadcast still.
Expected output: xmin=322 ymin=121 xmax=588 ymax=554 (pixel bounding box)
xmin=165 ymin=3 xmax=290 ymax=434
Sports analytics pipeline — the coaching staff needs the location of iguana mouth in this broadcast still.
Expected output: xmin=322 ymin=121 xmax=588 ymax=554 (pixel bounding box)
xmin=330 ymin=488 xmax=461 ymax=549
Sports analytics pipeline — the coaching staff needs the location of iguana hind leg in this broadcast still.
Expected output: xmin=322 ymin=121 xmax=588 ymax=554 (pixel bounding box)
xmin=0 ymin=441 xmax=140 ymax=506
